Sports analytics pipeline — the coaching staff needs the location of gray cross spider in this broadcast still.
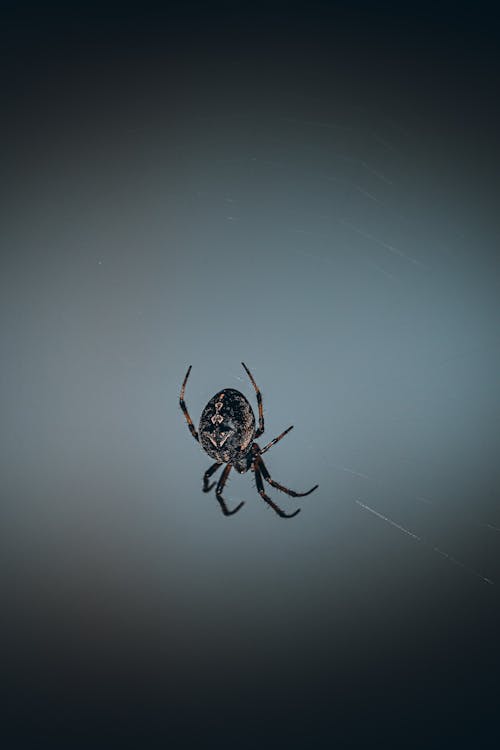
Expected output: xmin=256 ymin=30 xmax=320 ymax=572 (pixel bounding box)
xmin=179 ymin=362 xmax=318 ymax=518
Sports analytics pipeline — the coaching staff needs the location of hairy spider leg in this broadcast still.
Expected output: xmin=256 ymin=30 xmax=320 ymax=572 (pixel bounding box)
xmin=260 ymin=425 xmax=294 ymax=455
xmin=241 ymin=362 xmax=264 ymax=438
xmin=179 ymin=365 xmax=199 ymax=442
xmin=215 ymin=464 xmax=245 ymax=516
xmin=253 ymin=464 xmax=300 ymax=518
xmin=203 ymin=461 xmax=222 ymax=493
xmin=257 ymin=454 xmax=319 ymax=497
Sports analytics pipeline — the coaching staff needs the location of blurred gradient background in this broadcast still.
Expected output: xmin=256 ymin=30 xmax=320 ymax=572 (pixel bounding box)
xmin=2 ymin=2 xmax=499 ymax=747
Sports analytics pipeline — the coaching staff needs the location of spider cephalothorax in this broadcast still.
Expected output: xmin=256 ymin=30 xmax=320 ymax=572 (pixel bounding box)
xmin=179 ymin=363 xmax=318 ymax=518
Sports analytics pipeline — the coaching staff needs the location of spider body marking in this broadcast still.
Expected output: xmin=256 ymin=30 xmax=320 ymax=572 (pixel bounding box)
xmin=199 ymin=389 xmax=255 ymax=472
xmin=179 ymin=363 xmax=319 ymax=518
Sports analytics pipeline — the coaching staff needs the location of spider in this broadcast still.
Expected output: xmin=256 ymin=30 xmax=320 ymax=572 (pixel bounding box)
xmin=179 ymin=362 xmax=318 ymax=518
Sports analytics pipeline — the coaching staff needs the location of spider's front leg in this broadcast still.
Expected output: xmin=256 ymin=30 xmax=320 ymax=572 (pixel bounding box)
xmin=257 ymin=455 xmax=318 ymax=498
xmin=203 ymin=461 xmax=222 ymax=493
xmin=253 ymin=463 xmax=301 ymax=519
xmin=179 ymin=365 xmax=199 ymax=442
xmin=215 ymin=464 xmax=245 ymax=517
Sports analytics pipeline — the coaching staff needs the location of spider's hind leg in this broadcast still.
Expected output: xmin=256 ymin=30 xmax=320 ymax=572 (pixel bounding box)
xmin=179 ymin=365 xmax=199 ymax=442
xmin=241 ymin=362 xmax=264 ymax=437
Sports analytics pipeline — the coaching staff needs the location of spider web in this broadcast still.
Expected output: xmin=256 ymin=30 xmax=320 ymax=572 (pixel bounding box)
xmin=193 ymin=102 xmax=500 ymax=592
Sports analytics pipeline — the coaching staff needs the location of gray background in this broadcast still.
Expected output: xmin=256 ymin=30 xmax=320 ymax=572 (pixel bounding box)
xmin=2 ymin=3 xmax=499 ymax=747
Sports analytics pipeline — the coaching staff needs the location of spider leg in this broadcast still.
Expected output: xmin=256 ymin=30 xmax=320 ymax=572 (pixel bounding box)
xmin=257 ymin=455 xmax=318 ymax=497
xmin=260 ymin=425 xmax=294 ymax=455
xmin=253 ymin=463 xmax=300 ymax=518
xmin=215 ymin=464 xmax=245 ymax=516
xmin=241 ymin=362 xmax=264 ymax=438
xmin=179 ymin=365 xmax=199 ymax=442
xmin=203 ymin=461 xmax=222 ymax=493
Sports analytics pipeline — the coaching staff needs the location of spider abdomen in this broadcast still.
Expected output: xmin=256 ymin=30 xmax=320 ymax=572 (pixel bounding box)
xmin=199 ymin=388 xmax=256 ymax=466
